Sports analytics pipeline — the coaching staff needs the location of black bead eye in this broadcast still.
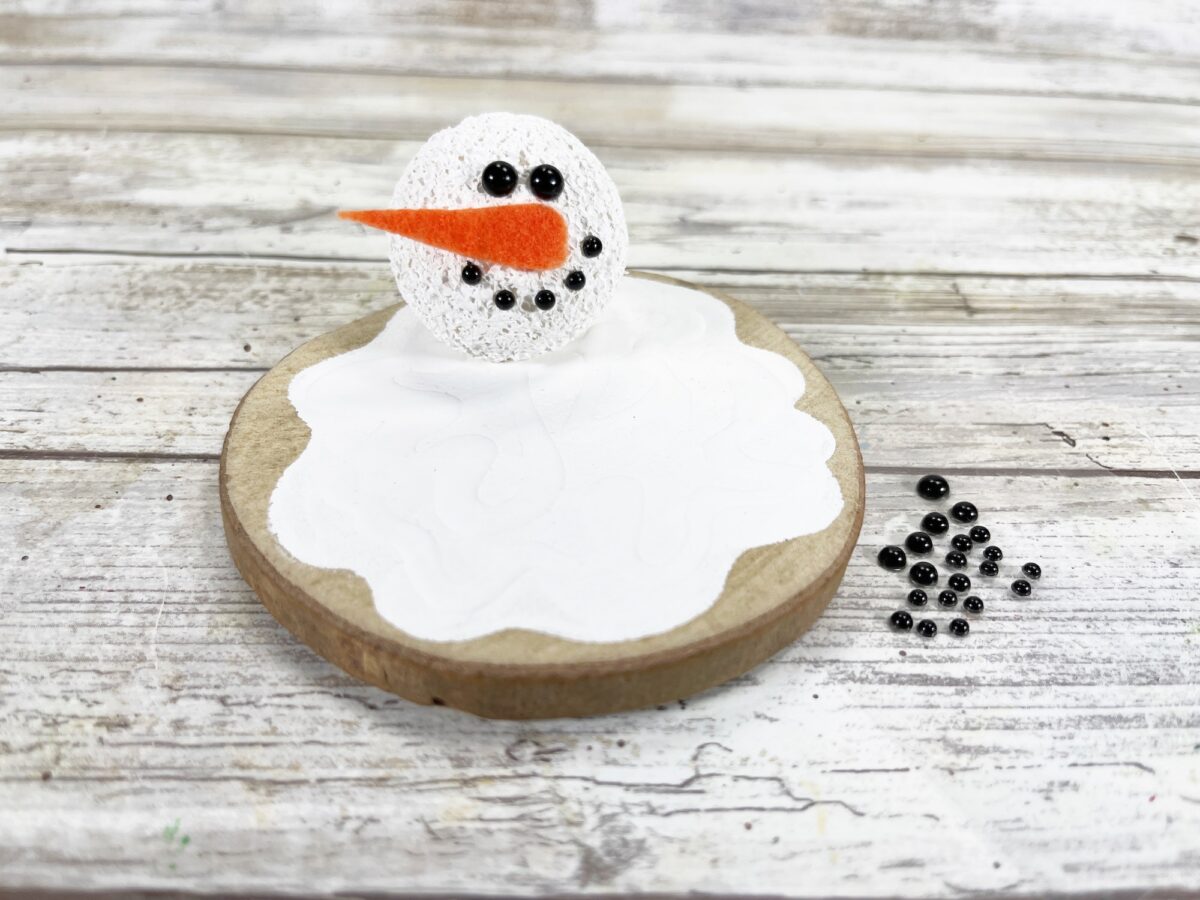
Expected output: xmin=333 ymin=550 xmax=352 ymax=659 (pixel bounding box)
xmin=461 ymin=263 xmax=482 ymax=285
xmin=493 ymin=289 xmax=515 ymax=310
xmin=534 ymin=289 xmax=556 ymax=310
xmin=481 ymin=161 xmax=518 ymax=197
xmin=529 ymin=164 xmax=564 ymax=201
xmin=564 ymin=271 xmax=586 ymax=291
xmin=581 ymin=235 xmax=603 ymax=257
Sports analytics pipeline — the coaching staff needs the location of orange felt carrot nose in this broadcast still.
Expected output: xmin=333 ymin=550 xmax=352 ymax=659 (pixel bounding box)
xmin=339 ymin=203 xmax=568 ymax=271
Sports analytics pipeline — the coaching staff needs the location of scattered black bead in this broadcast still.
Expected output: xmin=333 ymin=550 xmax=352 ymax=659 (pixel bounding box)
xmin=907 ymin=589 xmax=929 ymax=607
xmin=944 ymin=550 xmax=967 ymax=569
xmin=877 ymin=545 xmax=907 ymax=571
xmin=535 ymin=289 xmax=557 ymax=310
xmin=1011 ymin=579 xmax=1032 ymax=597
xmin=979 ymin=559 xmax=999 ymax=577
xmin=1022 ymin=562 xmax=1042 ymax=580
xmin=950 ymin=501 xmax=978 ymax=523
xmin=951 ymin=534 xmax=973 ymax=553
xmin=493 ymin=289 xmax=516 ymax=310
xmin=963 ymin=595 xmax=984 ymax=614
xmin=564 ymin=270 xmax=586 ymax=291
xmin=529 ymin=164 xmax=564 ymax=200
xmin=889 ymin=610 xmax=914 ymax=631
xmin=948 ymin=618 xmax=970 ymax=637
xmin=461 ymin=262 xmax=482 ymax=285
xmin=982 ymin=545 xmax=1003 ymax=561
xmin=922 ymin=511 xmax=950 ymax=535
xmin=905 ymin=531 xmax=933 ymax=555
xmin=581 ymin=235 xmax=603 ymax=257
xmin=916 ymin=619 xmax=938 ymax=638
xmin=938 ymin=589 xmax=958 ymax=608
xmin=948 ymin=572 xmax=971 ymax=592
xmin=917 ymin=474 xmax=950 ymax=500
xmin=969 ymin=525 xmax=990 ymax=543
xmin=481 ymin=160 xmax=518 ymax=197
xmin=909 ymin=562 xmax=939 ymax=587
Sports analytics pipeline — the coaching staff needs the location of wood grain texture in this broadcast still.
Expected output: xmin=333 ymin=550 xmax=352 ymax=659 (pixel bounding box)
xmin=1 ymin=0 xmax=1199 ymax=894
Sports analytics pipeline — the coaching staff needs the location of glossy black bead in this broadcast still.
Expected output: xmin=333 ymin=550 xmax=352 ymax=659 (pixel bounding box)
xmin=963 ymin=595 xmax=984 ymax=614
xmin=950 ymin=501 xmax=978 ymax=523
xmin=493 ymin=289 xmax=516 ymax=310
xmin=905 ymin=531 xmax=933 ymax=555
xmin=877 ymin=545 xmax=907 ymax=571
xmin=938 ymin=589 xmax=958 ymax=608
xmin=1011 ymin=579 xmax=1032 ymax=597
xmin=529 ymin=164 xmax=564 ymax=200
xmin=909 ymin=562 xmax=938 ymax=587
xmin=944 ymin=550 xmax=966 ymax=569
xmin=917 ymin=474 xmax=950 ymax=500
xmin=951 ymin=534 xmax=973 ymax=553
xmin=907 ymin=589 xmax=928 ymax=607
xmin=948 ymin=618 xmax=970 ymax=637
xmin=969 ymin=525 xmax=990 ymax=543
xmin=916 ymin=619 xmax=938 ymax=638
xmin=565 ymin=270 xmax=586 ymax=291
xmin=921 ymin=511 xmax=949 ymax=535
xmin=889 ymin=610 xmax=914 ymax=631
xmin=461 ymin=262 xmax=482 ymax=285
xmin=948 ymin=572 xmax=971 ymax=592
xmin=979 ymin=559 xmax=999 ymax=577
xmin=1022 ymin=562 xmax=1042 ymax=580
xmin=481 ymin=160 xmax=518 ymax=197
xmin=982 ymin=545 xmax=1003 ymax=561
xmin=534 ymin=289 xmax=556 ymax=310
xmin=581 ymin=235 xmax=603 ymax=257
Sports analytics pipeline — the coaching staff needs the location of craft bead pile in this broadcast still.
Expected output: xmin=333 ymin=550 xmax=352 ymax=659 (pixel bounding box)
xmin=878 ymin=474 xmax=1044 ymax=639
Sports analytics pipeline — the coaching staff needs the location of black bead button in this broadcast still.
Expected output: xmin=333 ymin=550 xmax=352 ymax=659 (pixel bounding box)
xmin=979 ymin=560 xmax=999 ymax=577
xmin=948 ymin=573 xmax=970 ymax=592
xmin=963 ymin=595 xmax=984 ymax=614
xmin=917 ymin=474 xmax=950 ymax=500
xmin=890 ymin=610 xmax=914 ymax=631
xmin=907 ymin=589 xmax=928 ymax=607
xmin=948 ymin=618 xmax=970 ymax=637
xmin=922 ymin=511 xmax=949 ymax=535
xmin=944 ymin=551 xmax=966 ymax=569
xmin=1011 ymin=579 xmax=1032 ymax=597
xmin=878 ymin=545 xmax=907 ymax=571
xmin=969 ymin=525 xmax=990 ymax=543
xmin=564 ymin=270 xmax=586 ymax=291
xmin=461 ymin=262 xmax=482 ymax=285
xmin=938 ymin=589 xmax=958 ymax=608
xmin=950 ymin=501 xmax=978 ymax=523
xmin=529 ymin=164 xmax=564 ymax=200
xmin=1022 ymin=562 xmax=1042 ymax=580
xmin=982 ymin=545 xmax=1003 ymax=561
xmin=951 ymin=534 xmax=973 ymax=553
xmin=535 ymin=289 xmax=556 ymax=310
xmin=909 ymin=562 xmax=938 ymax=586
xmin=493 ymin=289 xmax=516 ymax=310
xmin=916 ymin=619 xmax=937 ymax=638
xmin=481 ymin=160 xmax=518 ymax=197
xmin=581 ymin=235 xmax=603 ymax=257
xmin=905 ymin=532 xmax=933 ymax=555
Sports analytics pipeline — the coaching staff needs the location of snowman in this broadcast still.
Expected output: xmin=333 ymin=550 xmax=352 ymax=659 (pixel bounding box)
xmin=341 ymin=112 xmax=628 ymax=363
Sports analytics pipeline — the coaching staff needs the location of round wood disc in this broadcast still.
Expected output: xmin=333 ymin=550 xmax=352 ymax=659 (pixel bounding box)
xmin=220 ymin=272 xmax=864 ymax=719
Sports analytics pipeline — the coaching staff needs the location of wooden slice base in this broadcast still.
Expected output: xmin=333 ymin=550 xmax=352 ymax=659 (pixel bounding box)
xmin=220 ymin=272 xmax=864 ymax=719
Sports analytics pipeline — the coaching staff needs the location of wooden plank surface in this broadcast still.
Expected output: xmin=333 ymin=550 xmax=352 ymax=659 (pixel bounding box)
xmin=1 ymin=1 xmax=1199 ymax=896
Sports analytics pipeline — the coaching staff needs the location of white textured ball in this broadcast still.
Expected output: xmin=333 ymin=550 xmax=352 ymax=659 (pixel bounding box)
xmin=387 ymin=113 xmax=628 ymax=362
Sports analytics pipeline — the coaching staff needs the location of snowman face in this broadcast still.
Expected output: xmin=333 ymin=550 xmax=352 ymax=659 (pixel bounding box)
xmin=341 ymin=113 xmax=628 ymax=362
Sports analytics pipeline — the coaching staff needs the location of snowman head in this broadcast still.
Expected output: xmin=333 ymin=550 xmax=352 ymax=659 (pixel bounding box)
xmin=341 ymin=113 xmax=628 ymax=362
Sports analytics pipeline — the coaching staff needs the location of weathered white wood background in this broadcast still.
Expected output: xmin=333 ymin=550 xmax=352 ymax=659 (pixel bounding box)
xmin=2 ymin=1 xmax=1199 ymax=896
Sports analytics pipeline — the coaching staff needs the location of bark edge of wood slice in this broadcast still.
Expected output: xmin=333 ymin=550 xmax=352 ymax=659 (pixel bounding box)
xmin=219 ymin=272 xmax=865 ymax=719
